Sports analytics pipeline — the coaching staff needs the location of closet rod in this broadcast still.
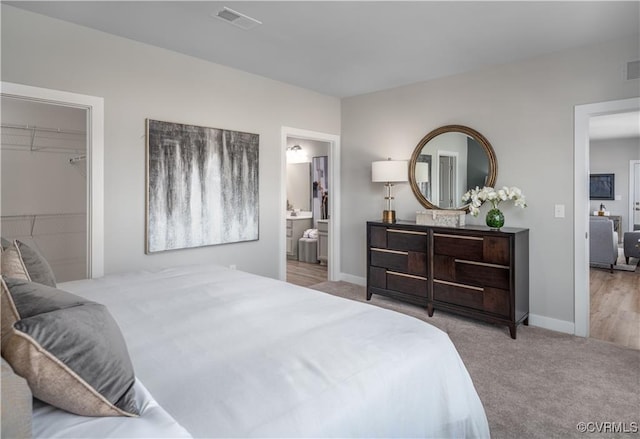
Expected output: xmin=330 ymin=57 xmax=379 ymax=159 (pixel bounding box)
xmin=1 ymin=123 xmax=86 ymax=136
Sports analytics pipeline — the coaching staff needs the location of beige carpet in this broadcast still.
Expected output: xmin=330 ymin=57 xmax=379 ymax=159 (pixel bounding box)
xmin=310 ymin=281 xmax=640 ymax=439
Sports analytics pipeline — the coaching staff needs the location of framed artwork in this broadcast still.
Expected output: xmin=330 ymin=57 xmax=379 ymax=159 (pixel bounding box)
xmin=146 ymin=119 xmax=259 ymax=253
xmin=589 ymin=173 xmax=615 ymax=200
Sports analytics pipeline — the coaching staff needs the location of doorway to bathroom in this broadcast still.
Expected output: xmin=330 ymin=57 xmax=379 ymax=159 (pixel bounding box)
xmin=281 ymin=127 xmax=340 ymax=286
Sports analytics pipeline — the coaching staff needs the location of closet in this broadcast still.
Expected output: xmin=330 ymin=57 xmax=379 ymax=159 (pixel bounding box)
xmin=1 ymin=97 xmax=88 ymax=282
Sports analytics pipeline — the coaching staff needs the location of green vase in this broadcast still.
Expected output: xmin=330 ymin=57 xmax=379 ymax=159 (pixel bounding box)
xmin=486 ymin=208 xmax=504 ymax=229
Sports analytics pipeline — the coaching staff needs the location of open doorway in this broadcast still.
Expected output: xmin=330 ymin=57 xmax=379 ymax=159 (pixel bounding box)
xmin=574 ymin=97 xmax=640 ymax=348
xmin=1 ymin=97 xmax=88 ymax=281
xmin=588 ymin=115 xmax=640 ymax=349
xmin=285 ymin=138 xmax=329 ymax=287
xmin=1 ymin=81 xmax=105 ymax=279
xmin=280 ymin=127 xmax=340 ymax=285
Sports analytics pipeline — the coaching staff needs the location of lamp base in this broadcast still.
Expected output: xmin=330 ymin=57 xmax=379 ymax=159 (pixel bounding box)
xmin=382 ymin=210 xmax=396 ymax=223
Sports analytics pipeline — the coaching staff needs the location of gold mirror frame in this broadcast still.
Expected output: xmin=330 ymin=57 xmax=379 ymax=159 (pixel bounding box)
xmin=409 ymin=125 xmax=497 ymax=211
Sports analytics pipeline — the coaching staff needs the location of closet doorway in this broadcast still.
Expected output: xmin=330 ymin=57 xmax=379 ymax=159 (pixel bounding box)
xmin=1 ymin=81 xmax=104 ymax=279
xmin=1 ymin=97 xmax=87 ymax=282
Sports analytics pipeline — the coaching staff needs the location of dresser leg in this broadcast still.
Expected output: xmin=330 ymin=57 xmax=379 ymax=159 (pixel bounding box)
xmin=509 ymin=325 xmax=517 ymax=339
xmin=523 ymin=316 xmax=529 ymax=326
xmin=427 ymin=303 xmax=434 ymax=317
xmin=366 ymin=290 xmax=372 ymax=301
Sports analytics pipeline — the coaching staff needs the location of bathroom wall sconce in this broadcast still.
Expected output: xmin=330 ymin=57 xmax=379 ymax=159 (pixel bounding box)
xmin=286 ymin=145 xmax=310 ymax=163
xmin=372 ymin=158 xmax=408 ymax=223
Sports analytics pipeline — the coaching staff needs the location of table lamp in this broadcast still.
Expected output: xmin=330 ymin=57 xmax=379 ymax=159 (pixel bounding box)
xmin=372 ymin=158 xmax=408 ymax=223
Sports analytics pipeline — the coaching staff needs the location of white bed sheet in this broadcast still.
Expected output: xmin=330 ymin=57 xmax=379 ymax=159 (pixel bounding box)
xmin=59 ymin=264 xmax=490 ymax=438
xmin=32 ymin=379 xmax=192 ymax=438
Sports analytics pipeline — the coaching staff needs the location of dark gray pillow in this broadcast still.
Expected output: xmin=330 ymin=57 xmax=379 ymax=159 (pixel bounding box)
xmin=1 ymin=277 xmax=139 ymax=417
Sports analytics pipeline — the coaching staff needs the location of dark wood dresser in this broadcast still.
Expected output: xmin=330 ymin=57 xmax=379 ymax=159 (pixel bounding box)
xmin=366 ymin=220 xmax=529 ymax=338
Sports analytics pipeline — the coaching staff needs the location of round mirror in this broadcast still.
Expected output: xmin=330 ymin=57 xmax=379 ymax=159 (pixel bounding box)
xmin=409 ymin=125 xmax=497 ymax=210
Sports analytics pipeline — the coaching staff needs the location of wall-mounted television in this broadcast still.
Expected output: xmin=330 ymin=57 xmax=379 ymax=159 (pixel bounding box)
xmin=589 ymin=173 xmax=615 ymax=200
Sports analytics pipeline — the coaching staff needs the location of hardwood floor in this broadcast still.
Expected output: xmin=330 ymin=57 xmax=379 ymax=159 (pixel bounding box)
xmin=590 ymin=266 xmax=640 ymax=350
xmin=287 ymin=260 xmax=327 ymax=287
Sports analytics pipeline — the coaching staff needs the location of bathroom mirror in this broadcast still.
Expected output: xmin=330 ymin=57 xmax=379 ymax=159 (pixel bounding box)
xmin=409 ymin=125 xmax=497 ymax=210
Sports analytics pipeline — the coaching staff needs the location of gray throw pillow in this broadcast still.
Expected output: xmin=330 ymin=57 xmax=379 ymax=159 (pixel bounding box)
xmin=1 ymin=240 xmax=56 ymax=287
xmin=1 ymin=277 xmax=139 ymax=417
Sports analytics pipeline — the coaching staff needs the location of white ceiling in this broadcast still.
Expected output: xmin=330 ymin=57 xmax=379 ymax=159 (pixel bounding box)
xmin=7 ymin=1 xmax=640 ymax=98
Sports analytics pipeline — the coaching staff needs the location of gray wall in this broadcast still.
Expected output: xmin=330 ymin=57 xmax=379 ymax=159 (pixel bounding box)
xmin=1 ymin=5 xmax=340 ymax=278
xmin=590 ymin=137 xmax=640 ymax=232
xmin=341 ymin=34 xmax=639 ymax=328
xmin=3 ymin=5 xmax=639 ymax=330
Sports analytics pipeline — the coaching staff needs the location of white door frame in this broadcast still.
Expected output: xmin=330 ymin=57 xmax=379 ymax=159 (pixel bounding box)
xmin=280 ymin=127 xmax=340 ymax=282
xmin=1 ymin=81 xmax=105 ymax=278
xmin=629 ymin=160 xmax=640 ymax=232
xmin=573 ymin=96 xmax=640 ymax=337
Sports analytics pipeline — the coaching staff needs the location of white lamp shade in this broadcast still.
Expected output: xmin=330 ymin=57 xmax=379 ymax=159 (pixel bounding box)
xmin=415 ymin=162 xmax=429 ymax=183
xmin=372 ymin=160 xmax=408 ymax=183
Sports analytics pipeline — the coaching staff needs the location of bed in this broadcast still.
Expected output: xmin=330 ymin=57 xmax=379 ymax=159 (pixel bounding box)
xmin=15 ymin=263 xmax=489 ymax=438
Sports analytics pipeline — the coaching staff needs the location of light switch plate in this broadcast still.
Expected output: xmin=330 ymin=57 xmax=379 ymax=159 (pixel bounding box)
xmin=554 ymin=204 xmax=565 ymax=218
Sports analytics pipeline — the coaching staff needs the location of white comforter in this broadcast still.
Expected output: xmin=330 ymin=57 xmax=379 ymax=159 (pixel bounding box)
xmin=54 ymin=264 xmax=489 ymax=438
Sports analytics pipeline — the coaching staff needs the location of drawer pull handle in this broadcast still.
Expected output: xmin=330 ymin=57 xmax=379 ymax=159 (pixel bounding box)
xmin=388 ymin=229 xmax=428 ymax=236
xmin=434 ymin=233 xmax=483 ymax=241
xmin=371 ymin=248 xmax=409 ymax=255
xmin=434 ymin=279 xmax=484 ymax=292
xmin=454 ymin=259 xmax=509 ymax=270
xmin=387 ymin=271 xmax=427 ymax=281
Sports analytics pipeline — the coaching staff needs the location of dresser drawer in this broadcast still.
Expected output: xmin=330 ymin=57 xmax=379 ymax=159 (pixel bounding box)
xmin=370 ymin=248 xmax=427 ymax=277
xmin=433 ymin=255 xmax=510 ymax=290
xmin=368 ymin=266 xmax=427 ymax=298
xmin=387 ymin=271 xmax=428 ymax=297
xmin=433 ymin=280 xmax=510 ymax=317
xmin=387 ymin=228 xmax=427 ymax=252
xmin=433 ymin=233 xmax=510 ymax=265
xmin=370 ymin=226 xmax=427 ymax=252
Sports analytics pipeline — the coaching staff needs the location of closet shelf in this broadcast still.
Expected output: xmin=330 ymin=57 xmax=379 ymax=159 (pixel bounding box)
xmin=1 ymin=123 xmax=86 ymax=154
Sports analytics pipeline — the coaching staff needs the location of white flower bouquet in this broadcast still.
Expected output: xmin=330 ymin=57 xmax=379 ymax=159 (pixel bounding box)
xmin=461 ymin=186 xmax=527 ymax=217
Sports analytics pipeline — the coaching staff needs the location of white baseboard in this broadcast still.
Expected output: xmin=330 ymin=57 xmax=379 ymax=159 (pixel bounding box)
xmin=338 ymin=272 xmax=366 ymax=286
xmin=528 ymin=313 xmax=575 ymax=335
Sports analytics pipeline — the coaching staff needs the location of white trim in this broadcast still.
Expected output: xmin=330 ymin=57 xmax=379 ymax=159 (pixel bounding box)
xmin=280 ymin=127 xmax=340 ymax=282
xmin=630 ymin=160 xmax=640 ymax=233
xmin=574 ymin=97 xmax=640 ymax=338
xmin=1 ymin=82 xmax=105 ymax=278
xmin=339 ymin=273 xmax=366 ymax=286
xmin=527 ymin=314 xmax=574 ymax=335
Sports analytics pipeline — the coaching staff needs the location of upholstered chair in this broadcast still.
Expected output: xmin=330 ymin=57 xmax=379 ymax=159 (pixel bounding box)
xmin=623 ymin=231 xmax=640 ymax=264
xmin=589 ymin=217 xmax=618 ymax=272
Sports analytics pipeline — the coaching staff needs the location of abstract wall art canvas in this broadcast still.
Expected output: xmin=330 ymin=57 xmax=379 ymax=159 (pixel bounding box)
xmin=146 ymin=119 xmax=259 ymax=253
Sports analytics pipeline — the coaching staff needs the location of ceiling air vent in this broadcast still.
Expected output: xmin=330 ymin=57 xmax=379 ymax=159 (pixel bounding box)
xmin=627 ymin=60 xmax=640 ymax=80
xmin=214 ymin=7 xmax=262 ymax=30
